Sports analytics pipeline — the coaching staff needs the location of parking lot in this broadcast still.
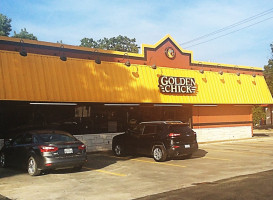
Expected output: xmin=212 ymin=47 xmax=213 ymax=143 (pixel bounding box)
xmin=1 ymin=133 xmax=273 ymax=200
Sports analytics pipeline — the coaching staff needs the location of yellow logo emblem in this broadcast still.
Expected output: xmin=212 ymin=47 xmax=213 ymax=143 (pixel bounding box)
xmin=165 ymin=47 xmax=176 ymax=59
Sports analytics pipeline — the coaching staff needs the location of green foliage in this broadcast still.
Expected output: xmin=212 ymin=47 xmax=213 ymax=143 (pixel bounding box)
xmin=80 ymin=35 xmax=139 ymax=53
xmin=256 ymin=42 xmax=273 ymax=126
xmin=252 ymin=106 xmax=266 ymax=126
xmin=12 ymin=28 xmax=37 ymax=40
xmin=264 ymin=59 xmax=273 ymax=95
xmin=80 ymin=38 xmax=98 ymax=48
xmin=263 ymin=42 xmax=273 ymax=96
xmin=0 ymin=13 xmax=12 ymax=36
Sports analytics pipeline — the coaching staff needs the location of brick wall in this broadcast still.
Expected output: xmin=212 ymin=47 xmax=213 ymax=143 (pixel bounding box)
xmin=74 ymin=126 xmax=252 ymax=152
xmin=74 ymin=133 xmax=123 ymax=152
xmin=194 ymin=126 xmax=252 ymax=143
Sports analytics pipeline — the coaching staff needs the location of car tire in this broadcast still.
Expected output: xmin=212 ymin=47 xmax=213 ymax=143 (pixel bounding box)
xmin=153 ymin=146 xmax=167 ymax=162
xmin=113 ymin=143 xmax=124 ymax=157
xmin=0 ymin=152 xmax=7 ymax=168
xmin=28 ymin=156 xmax=41 ymax=176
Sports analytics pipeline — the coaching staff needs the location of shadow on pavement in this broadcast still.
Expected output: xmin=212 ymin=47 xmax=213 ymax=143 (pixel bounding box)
xmin=0 ymin=151 xmax=118 ymax=178
xmin=253 ymin=133 xmax=270 ymax=137
xmin=190 ymin=149 xmax=208 ymax=159
xmin=88 ymin=149 xmax=208 ymax=162
xmin=172 ymin=149 xmax=208 ymax=160
xmin=0 ymin=194 xmax=11 ymax=200
xmin=0 ymin=149 xmax=208 ymax=178
xmin=135 ymin=170 xmax=273 ymax=200
xmin=0 ymin=167 xmax=26 ymax=179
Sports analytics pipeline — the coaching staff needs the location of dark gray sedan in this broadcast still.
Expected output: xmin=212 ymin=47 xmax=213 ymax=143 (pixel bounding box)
xmin=0 ymin=130 xmax=87 ymax=176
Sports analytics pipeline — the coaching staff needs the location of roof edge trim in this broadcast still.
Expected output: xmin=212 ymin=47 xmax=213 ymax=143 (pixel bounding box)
xmin=0 ymin=35 xmax=262 ymax=71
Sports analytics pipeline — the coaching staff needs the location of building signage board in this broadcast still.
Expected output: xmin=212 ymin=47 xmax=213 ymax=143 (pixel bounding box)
xmin=158 ymin=76 xmax=196 ymax=94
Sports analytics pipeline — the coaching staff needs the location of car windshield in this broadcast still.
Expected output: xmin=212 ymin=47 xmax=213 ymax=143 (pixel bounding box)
xmin=38 ymin=133 xmax=77 ymax=142
xmin=169 ymin=125 xmax=193 ymax=133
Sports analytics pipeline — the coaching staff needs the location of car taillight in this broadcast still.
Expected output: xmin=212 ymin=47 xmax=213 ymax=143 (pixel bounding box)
xmin=168 ymin=133 xmax=181 ymax=137
xmin=78 ymin=144 xmax=86 ymax=150
xmin=39 ymin=145 xmax=58 ymax=152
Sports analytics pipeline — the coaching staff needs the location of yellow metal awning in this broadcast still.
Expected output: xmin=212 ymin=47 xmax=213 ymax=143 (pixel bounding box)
xmin=0 ymin=50 xmax=272 ymax=104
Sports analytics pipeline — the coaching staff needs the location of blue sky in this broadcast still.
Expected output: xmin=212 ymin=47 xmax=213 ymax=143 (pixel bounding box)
xmin=1 ymin=0 xmax=273 ymax=68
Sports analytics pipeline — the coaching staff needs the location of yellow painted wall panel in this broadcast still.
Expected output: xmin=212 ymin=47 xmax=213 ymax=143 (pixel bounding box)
xmin=0 ymin=50 xmax=272 ymax=104
xmin=1 ymin=53 xmax=14 ymax=99
xmin=0 ymin=53 xmax=6 ymax=99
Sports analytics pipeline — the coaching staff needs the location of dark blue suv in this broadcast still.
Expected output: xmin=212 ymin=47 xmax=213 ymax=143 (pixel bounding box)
xmin=112 ymin=121 xmax=198 ymax=162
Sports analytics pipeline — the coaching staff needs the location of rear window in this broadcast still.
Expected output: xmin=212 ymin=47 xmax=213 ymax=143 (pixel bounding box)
xmin=38 ymin=133 xmax=77 ymax=142
xmin=168 ymin=125 xmax=193 ymax=133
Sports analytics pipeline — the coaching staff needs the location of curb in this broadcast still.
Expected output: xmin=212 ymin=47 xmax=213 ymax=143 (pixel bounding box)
xmin=198 ymin=135 xmax=272 ymax=146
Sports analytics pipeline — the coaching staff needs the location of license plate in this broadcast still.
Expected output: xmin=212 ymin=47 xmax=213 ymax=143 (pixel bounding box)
xmin=64 ymin=148 xmax=73 ymax=154
xmin=185 ymin=144 xmax=190 ymax=148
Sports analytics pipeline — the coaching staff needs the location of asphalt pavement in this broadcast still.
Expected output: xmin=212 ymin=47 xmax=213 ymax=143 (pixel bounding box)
xmin=137 ymin=128 xmax=273 ymax=200
xmin=136 ymin=169 xmax=273 ymax=200
xmin=1 ymin=128 xmax=273 ymax=200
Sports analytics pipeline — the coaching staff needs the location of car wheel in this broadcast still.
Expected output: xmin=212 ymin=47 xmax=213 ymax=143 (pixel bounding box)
xmin=153 ymin=146 xmax=167 ymax=162
xmin=28 ymin=156 xmax=41 ymax=176
xmin=113 ymin=143 xmax=124 ymax=156
xmin=0 ymin=153 xmax=7 ymax=168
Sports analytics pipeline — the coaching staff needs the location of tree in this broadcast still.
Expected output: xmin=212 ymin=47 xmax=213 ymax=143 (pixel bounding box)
xmin=12 ymin=28 xmax=37 ymax=40
xmin=252 ymin=105 xmax=266 ymax=126
xmin=264 ymin=43 xmax=273 ymax=95
xmin=80 ymin=35 xmax=139 ymax=53
xmin=252 ymin=43 xmax=273 ymax=126
xmin=264 ymin=59 xmax=273 ymax=95
xmin=0 ymin=13 xmax=12 ymax=36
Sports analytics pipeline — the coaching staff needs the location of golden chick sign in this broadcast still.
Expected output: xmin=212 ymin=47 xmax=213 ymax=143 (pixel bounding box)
xmin=158 ymin=76 xmax=196 ymax=94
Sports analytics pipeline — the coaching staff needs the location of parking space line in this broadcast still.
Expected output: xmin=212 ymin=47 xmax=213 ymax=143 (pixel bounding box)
xmin=83 ymin=167 xmax=127 ymax=177
xmin=257 ymin=137 xmax=273 ymax=141
xmin=208 ymin=143 xmax=273 ymax=152
xmin=206 ymin=149 xmax=273 ymax=156
xmin=225 ymin=143 xmax=273 ymax=150
xmin=249 ymin=142 xmax=273 ymax=145
xmin=196 ymin=156 xmax=232 ymax=161
xmin=244 ymin=141 xmax=273 ymax=146
xmin=131 ymin=158 xmax=187 ymax=168
xmin=106 ymin=155 xmax=187 ymax=168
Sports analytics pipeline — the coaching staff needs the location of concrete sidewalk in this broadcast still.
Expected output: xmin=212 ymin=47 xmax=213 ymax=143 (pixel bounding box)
xmin=253 ymin=128 xmax=273 ymax=137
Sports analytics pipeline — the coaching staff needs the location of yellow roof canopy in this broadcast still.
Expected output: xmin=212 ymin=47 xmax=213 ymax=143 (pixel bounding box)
xmin=0 ymin=50 xmax=272 ymax=104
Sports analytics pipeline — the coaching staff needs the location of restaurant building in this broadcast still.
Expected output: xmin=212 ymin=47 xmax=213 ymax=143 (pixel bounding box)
xmin=0 ymin=35 xmax=272 ymax=151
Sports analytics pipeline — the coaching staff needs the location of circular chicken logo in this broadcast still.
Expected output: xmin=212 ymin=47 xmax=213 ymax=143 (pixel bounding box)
xmin=165 ymin=47 xmax=176 ymax=59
